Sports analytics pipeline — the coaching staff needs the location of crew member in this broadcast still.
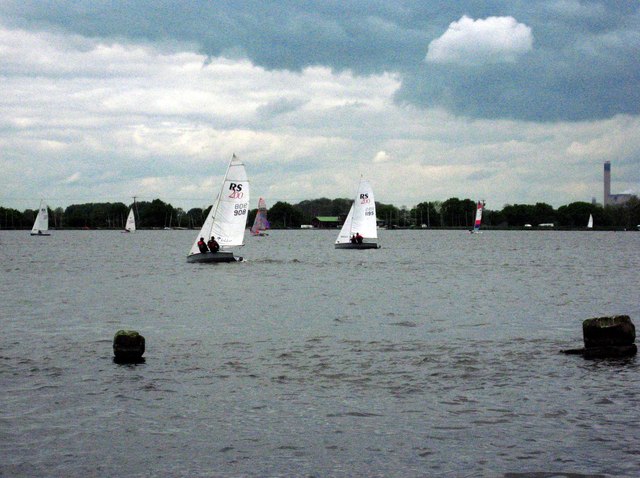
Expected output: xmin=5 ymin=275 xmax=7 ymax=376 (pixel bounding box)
xmin=207 ymin=236 xmax=220 ymax=253
xmin=197 ymin=237 xmax=208 ymax=253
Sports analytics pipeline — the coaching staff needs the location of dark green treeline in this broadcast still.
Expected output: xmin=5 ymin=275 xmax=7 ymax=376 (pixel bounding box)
xmin=2 ymin=197 xmax=640 ymax=230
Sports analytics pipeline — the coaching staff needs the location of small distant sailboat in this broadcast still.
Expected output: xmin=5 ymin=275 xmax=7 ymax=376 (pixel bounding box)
xmin=335 ymin=178 xmax=380 ymax=249
xmin=123 ymin=208 xmax=136 ymax=232
xmin=469 ymin=200 xmax=485 ymax=234
xmin=250 ymin=197 xmax=270 ymax=236
xmin=587 ymin=214 xmax=593 ymax=230
xmin=187 ymin=154 xmax=250 ymax=263
xmin=30 ymin=201 xmax=51 ymax=236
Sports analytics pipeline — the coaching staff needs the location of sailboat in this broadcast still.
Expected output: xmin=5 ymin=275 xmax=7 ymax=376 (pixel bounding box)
xmin=250 ymin=197 xmax=270 ymax=236
xmin=123 ymin=208 xmax=136 ymax=232
xmin=30 ymin=201 xmax=51 ymax=236
xmin=335 ymin=178 xmax=380 ymax=249
xmin=469 ymin=200 xmax=485 ymax=234
xmin=587 ymin=214 xmax=593 ymax=229
xmin=187 ymin=154 xmax=250 ymax=263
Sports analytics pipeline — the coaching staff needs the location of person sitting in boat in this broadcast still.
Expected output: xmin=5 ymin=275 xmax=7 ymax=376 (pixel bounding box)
xmin=355 ymin=232 xmax=363 ymax=244
xmin=207 ymin=236 xmax=220 ymax=253
xmin=350 ymin=234 xmax=357 ymax=244
xmin=197 ymin=237 xmax=208 ymax=253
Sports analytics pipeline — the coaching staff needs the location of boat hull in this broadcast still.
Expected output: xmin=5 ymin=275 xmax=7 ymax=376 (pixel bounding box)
xmin=335 ymin=242 xmax=380 ymax=249
xmin=30 ymin=232 xmax=51 ymax=236
xmin=187 ymin=251 xmax=241 ymax=263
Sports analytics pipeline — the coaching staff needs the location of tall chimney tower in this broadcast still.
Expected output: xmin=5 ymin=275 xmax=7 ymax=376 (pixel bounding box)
xmin=604 ymin=161 xmax=611 ymax=206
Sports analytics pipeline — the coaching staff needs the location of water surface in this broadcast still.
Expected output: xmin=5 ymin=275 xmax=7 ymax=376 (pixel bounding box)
xmin=1 ymin=229 xmax=639 ymax=477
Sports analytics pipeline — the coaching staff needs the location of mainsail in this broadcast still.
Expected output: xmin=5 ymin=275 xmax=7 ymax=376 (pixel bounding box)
xmin=125 ymin=208 xmax=136 ymax=232
xmin=250 ymin=197 xmax=270 ymax=235
xmin=472 ymin=201 xmax=484 ymax=233
xmin=31 ymin=201 xmax=49 ymax=234
xmin=336 ymin=178 xmax=377 ymax=244
xmin=587 ymin=214 xmax=593 ymax=229
xmin=188 ymin=155 xmax=250 ymax=256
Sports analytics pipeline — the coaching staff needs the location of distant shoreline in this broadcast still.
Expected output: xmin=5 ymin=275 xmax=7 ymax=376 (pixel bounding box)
xmin=4 ymin=226 xmax=637 ymax=232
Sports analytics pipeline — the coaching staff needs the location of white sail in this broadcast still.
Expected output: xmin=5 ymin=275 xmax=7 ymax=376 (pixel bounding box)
xmin=31 ymin=201 xmax=49 ymax=234
xmin=188 ymin=155 xmax=250 ymax=255
xmin=125 ymin=208 xmax=136 ymax=232
xmin=587 ymin=214 xmax=593 ymax=229
xmin=335 ymin=178 xmax=377 ymax=244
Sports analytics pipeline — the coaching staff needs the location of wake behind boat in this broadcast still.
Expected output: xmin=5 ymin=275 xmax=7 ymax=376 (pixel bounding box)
xmin=30 ymin=201 xmax=51 ymax=236
xmin=335 ymin=178 xmax=380 ymax=249
xmin=187 ymin=155 xmax=250 ymax=263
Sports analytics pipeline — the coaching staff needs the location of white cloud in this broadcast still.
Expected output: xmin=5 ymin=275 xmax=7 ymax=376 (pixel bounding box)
xmin=426 ymin=15 xmax=533 ymax=65
xmin=373 ymin=151 xmax=390 ymax=163
xmin=64 ymin=172 xmax=81 ymax=183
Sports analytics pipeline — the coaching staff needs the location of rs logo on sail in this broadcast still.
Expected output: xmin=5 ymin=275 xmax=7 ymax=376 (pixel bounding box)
xmin=228 ymin=182 xmax=244 ymax=199
xmin=360 ymin=193 xmax=370 ymax=204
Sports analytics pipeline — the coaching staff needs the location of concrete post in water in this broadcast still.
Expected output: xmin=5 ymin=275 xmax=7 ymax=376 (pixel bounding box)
xmin=562 ymin=315 xmax=637 ymax=359
xmin=113 ymin=330 xmax=145 ymax=363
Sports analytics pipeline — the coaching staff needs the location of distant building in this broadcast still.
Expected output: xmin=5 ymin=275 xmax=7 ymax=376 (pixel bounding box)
xmin=604 ymin=161 xmax=635 ymax=206
xmin=311 ymin=216 xmax=341 ymax=228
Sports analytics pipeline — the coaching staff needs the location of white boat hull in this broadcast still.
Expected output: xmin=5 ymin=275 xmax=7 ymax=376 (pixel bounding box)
xmin=187 ymin=251 xmax=242 ymax=263
xmin=335 ymin=242 xmax=380 ymax=249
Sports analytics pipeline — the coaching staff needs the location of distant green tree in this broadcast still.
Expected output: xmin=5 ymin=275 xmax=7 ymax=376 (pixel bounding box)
xmin=0 ymin=207 xmax=28 ymax=229
xmin=63 ymin=202 xmax=127 ymax=228
xmin=186 ymin=207 xmax=207 ymax=228
xmin=376 ymin=202 xmax=400 ymax=227
xmin=412 ymin=202 xmax=440 ymax=227
xmin=268 ymin=201 xmax=303 ymax=228
xmin=294 ymin=197 xmax=352 ymax=223
xmin=557 ymin=202 xmax=600 ymax=228
xmin=441 ymin=198 xmax=468 ymax=227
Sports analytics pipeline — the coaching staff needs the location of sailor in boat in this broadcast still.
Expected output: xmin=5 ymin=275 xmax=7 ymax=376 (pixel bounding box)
xmin=197 ymin=237 xmax=208 ymax=253
xmin=350 ymin=234 xmax=357 ymax=244
xmin=207 ymin=236 xmax=220 ymax=253
xmin=355 ymin=232 xmax=363 ymax=244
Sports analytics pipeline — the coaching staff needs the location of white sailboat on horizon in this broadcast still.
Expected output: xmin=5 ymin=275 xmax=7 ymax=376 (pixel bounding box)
xmin=123 ymin=208 xmax=136 ymax=232
xmin=187 ymin=154 xmax=250 ymax=263
xmin=587 ymin=213 xmax=593 ymax=229
xmin=335 ymin=178 xmax=380 ymax=249
xmin=30 ymin=200 xmax=51 ymax=236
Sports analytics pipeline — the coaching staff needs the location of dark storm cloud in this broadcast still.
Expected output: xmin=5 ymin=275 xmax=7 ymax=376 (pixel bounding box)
xmin=2 ymin=0 xmax=639 ymax=121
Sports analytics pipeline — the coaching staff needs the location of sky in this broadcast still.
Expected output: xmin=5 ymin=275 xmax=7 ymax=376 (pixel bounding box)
xmin=1 ymin=0 xmax=639 ymax=211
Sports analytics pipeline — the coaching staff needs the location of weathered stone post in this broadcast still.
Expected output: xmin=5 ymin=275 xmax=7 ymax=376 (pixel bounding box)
xmin=113 ymin=330 xmax=145 ymax=363
xmin=562 ymin=315 xmax=637 ymax=358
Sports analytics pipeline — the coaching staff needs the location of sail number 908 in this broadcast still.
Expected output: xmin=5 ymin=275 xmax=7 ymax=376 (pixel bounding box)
xmin=234 ymin=203 xmax=248 ymax=216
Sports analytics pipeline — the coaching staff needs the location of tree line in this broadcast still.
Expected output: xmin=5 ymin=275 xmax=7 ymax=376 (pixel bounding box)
xmin=2 ymin=196 xmax=640 ymax=230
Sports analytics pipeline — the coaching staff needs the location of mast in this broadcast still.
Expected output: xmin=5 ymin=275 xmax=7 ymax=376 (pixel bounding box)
xmin=133 ymin=196 xmax=139 ymax=228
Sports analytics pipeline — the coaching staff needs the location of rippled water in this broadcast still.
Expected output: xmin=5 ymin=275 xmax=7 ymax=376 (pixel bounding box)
xmin=1 ymin=229 xmax=639 ymax=477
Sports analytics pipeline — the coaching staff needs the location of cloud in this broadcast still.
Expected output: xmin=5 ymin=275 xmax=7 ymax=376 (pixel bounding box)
xmin=0 ymin=7 xmax=639 ymax=211
xmin=64 ymin=172 xmax=81 ymax=183
xmin=373 ymin=151 xmax=390 ymax=163
xmin=2 ymin=2 xmax=639 ymax=121
xmin=426 ymin=15 xmax=533 ymax=65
